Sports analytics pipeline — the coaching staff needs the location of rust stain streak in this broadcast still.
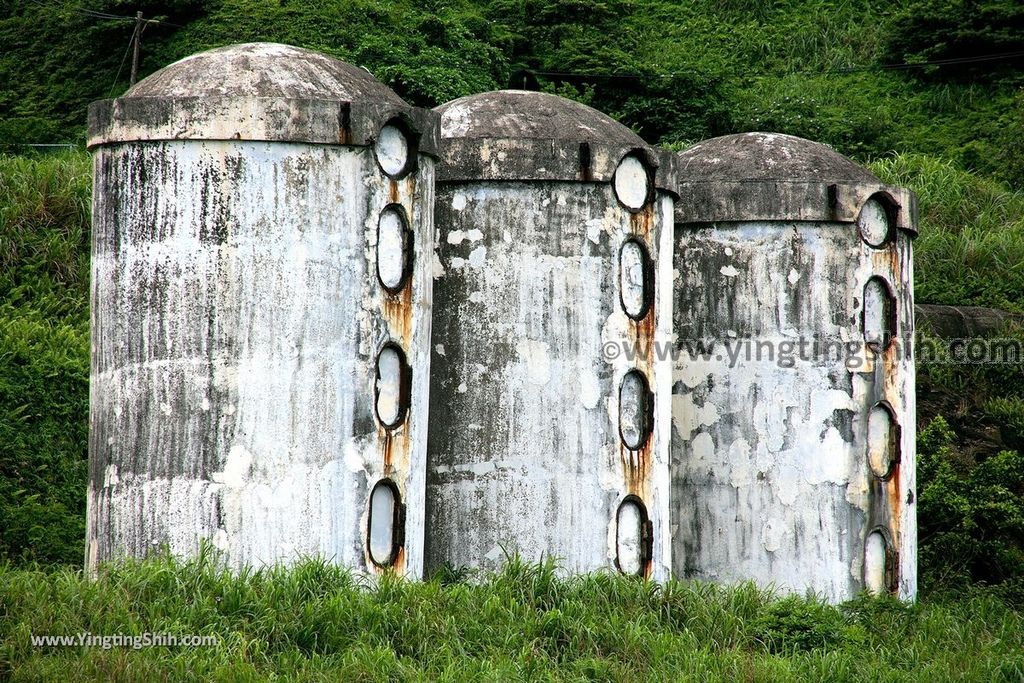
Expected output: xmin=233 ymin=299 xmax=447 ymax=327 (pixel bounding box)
xmin=382 ymin=283 xmax=413 ymax=343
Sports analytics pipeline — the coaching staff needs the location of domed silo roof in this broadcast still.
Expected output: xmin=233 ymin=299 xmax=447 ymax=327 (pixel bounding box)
xmin=434 ymin=90 xmax=675 ymax=190
xmin=675 ymin=132 xmax=915 ymax=233
xmin=88 ymin=42 xmax=438 ymax=153
xmin=124 ymin=43 xmax=406 ymax=105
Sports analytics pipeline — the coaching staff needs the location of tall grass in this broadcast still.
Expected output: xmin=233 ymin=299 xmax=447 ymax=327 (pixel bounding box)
xmin=0 ymin=151 xmax=91 ymax=317
xmin=870 ymin=153 xmax=1024 ymax=312
xmin=1 ymin=555 xmax=1022 ymax=681
xmin=0 ymin=151 xmax=90 ymax=567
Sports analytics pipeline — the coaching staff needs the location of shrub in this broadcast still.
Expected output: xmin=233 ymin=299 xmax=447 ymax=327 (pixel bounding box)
xmin=749 ymin=596 xmax=849 ymax=653
xmin=917 ymin=416 xmax=1024 ymax=598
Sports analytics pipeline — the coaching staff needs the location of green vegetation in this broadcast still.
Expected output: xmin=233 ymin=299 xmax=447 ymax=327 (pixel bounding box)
xmin=2 ymin=0 xmax=1024 ymax=676
xmin=2 ymin=554 xmax=1024 ymax=681
xmin=0 ymin=152 xmax=90 ymax=566
xmin=916 ymin=415 xmax=1024 ymax=602
xmin=869 ymin=154 xmax=1024 ymax=313
xmin=4 ymin=0 xmax=1024 ymax=184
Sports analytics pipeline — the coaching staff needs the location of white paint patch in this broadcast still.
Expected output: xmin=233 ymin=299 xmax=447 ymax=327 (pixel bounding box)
xmin=580 ymin=369 xmax=601 ymax=410
xmin=516 ymin=339 xmax=551 ymax=385
xmin=213 ymin=528 xmax=230 ymax=551
xmin=728 ymin=439 xmax=752 ymax=487
xmin=787 ymin=268 xmax=801 ymax=285
xmin=446 ymin=228 xmax=485 ymax=245
xmin=103 ymin=464 xmax=120 ymax=487
xmin=485 ymin=545 xmax=504 ymax=563
xmin=671 ymin=393 xmax=720 ymax=441
xmin=435 ymin=344 xmax=446 ymax=357
xmin=720 ymin=265 xmax=739 ymax=277
xmin=468 ymin=246 xmax=487 ymax=269
xmin=691 ymin=431 xmax=715 ymax=463
xmin=213 ymin=444 xmax=254 ymax=487
xmin=457 ymin=383 xmax=468 ymax=394
xmin=762 ymin=518 xmax=784 ymax=552
xmin=451 ymin=193 xmax=467 ymax=210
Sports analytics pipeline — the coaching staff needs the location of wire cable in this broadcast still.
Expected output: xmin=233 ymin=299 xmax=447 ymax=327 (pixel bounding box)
xmin=107 ymin=20 xmax=138 ymax=98
xmin=26 ymin=0 xmax=182 ymax=28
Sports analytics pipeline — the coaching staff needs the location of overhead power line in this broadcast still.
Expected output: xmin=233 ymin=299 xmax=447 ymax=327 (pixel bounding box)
xmin=26 ymin=0 xmax=182 ymax=28
xmin=510 ymin=49 xmax=1024 ymax=88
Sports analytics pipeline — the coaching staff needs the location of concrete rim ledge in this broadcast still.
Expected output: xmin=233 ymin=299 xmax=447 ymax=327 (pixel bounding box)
xmin=88 ymin=96 xmax=441 ymax=154
xmin=436 ymin=137 xmax=680 ymax=193
xmin=674 ymin=180 xmax=918 ymax=233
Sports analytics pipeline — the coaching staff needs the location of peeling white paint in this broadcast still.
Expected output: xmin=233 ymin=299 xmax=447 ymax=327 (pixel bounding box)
xmin=516 ymin=339 xmax=551 ymax=385
xmin=446 ymin=228 xmax=484 ymax=245
xmin=213 ymin=444 xmax=254 ymax=487
xmin=580 ymin=369 xmax=601 ymax=410
xmin=427 ymin=181 xmax=672 ymax=580
xmin=432 ymin=252 xmax=446 ymax=278
xmin=672 ymin=220 xmax=916 ymax=603
xmin=467 ymin=245 xmax=487 ymax=268
xmin=89 ymin=139 xmax=435 ymax=577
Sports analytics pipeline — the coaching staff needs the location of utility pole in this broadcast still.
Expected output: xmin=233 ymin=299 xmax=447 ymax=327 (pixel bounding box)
xmin=130 ymin=11 xmax=143 ymax=86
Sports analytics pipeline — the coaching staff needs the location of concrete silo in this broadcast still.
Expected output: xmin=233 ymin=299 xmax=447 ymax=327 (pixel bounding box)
xmin=672 ymin=132 xmax=917 ymax=601
xmin=86 ymin=43 xmax=438 ymax=575
xmin=426 ymin=90 xmax=677 ymax=578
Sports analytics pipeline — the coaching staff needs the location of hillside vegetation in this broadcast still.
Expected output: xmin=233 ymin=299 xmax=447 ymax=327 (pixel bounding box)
xmin=2 ymin=0 xmax=1024 ymax=182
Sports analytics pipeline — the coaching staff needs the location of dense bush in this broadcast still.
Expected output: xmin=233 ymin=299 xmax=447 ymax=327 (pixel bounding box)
xmin=749 ymin=597 xmax=848 ymax=653
xmin=917 ymin=416 xmax=1024 ymax=601
xmin=156 ymin=0 xmax=510 ymax=107
xmin=885 ymin=0 xmax=1024 ymax=77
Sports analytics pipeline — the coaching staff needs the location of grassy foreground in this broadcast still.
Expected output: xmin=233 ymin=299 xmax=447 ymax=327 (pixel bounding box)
xmin=1 ymin=555 xmax=1022 ymax=682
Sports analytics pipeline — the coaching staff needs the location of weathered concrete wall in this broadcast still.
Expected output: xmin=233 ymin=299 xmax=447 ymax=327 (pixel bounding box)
xmin=87 ymin=139 xmax=434 ymax=575
xmin=671 ymin=219 xmax=916 ymax=601
xmin=426 ymin=181 xmax=673 ymax=578
xmin=915 ymin=303 xmax=1023 ymax=338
